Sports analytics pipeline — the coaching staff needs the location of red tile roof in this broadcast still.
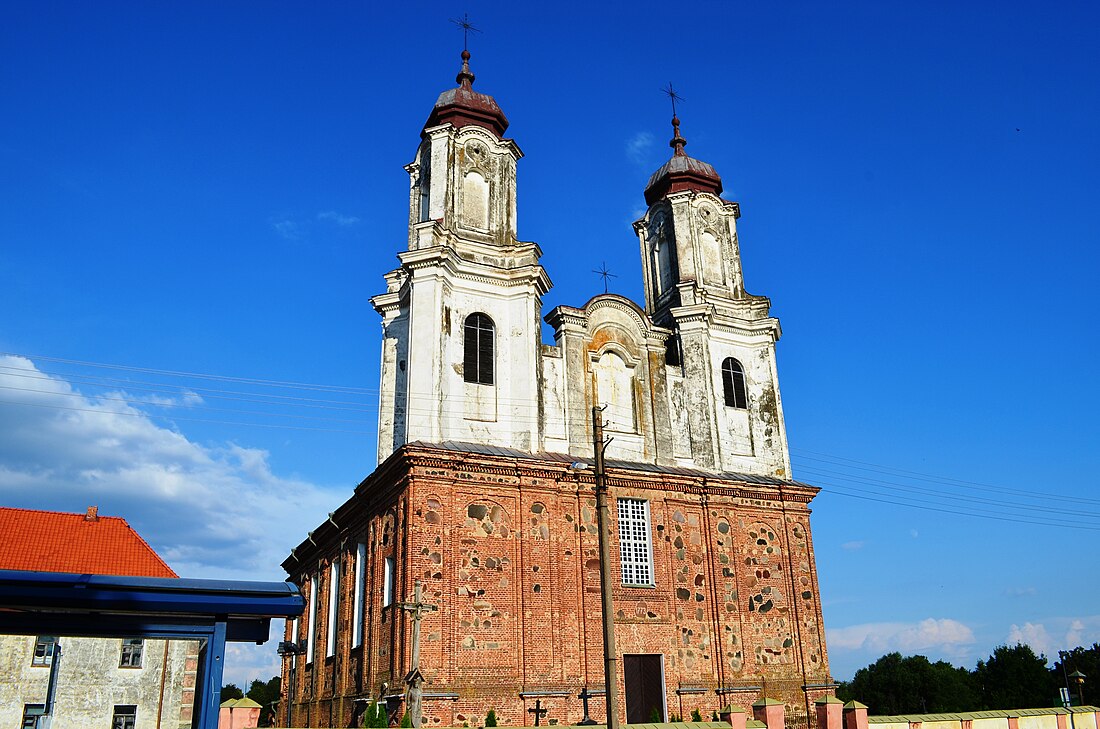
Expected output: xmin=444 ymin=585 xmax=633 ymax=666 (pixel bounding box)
xmin=0 ymin=506 xmax=177 ymax=578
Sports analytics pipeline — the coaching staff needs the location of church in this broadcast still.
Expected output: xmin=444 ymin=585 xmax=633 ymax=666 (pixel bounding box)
xmin=280 ymin=47 xmax=833 ymax=729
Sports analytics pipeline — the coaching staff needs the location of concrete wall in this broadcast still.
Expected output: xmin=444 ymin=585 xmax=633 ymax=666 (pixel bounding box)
xmin=0 ymin=635 xmax=198 ymax=729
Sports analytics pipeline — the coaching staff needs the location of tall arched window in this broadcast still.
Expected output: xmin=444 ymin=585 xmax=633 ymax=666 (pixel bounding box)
xmin=721 ymin=358 xmax=747 ymax=409
xmin=463 ymin=313 xmax=495 ymax=385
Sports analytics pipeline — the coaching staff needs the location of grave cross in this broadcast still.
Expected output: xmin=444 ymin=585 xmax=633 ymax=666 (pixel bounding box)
xmin=528 ymin=699 xmax=548 ymax=726
xmin=577 ymin=688 xmax=598 ymax=726
xmin=397 ymin=581 xmax=438 ymax=728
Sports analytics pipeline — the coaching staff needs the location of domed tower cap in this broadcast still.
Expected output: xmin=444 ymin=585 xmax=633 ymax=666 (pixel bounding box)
xmin=643 ymin=115 xmax=723 ymax=206
xmin=423 ymin=49 xmax=510 ymax=138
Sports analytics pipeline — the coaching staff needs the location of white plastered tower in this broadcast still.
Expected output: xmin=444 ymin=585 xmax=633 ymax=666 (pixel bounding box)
xmin=371 ymin=50 xmax=551 ymax=463
xmin=634 ymin=117 xmax=792 ymax=477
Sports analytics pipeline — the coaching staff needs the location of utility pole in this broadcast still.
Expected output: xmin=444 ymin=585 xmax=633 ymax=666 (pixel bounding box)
xmin=593 ymin=406 xmax=620 ymax=729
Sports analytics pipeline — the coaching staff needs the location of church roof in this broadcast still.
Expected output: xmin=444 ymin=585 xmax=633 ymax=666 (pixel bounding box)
xmin=0 ymin=505 xmax=177 ymax=578
xmin=644 ymin=117 xmax=723 ymax=206
xmin=407 ymin=440 xmax=809 ymax=488
xmin=423 ymin=50 xmax=509 ymax=138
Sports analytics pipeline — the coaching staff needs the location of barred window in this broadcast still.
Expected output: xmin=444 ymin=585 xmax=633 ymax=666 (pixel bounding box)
xmin=617 ymin=498 xmax=654 ymax=586
xmin=353 ymin=542 xmax=366 ymax=648
xmin=112 ymin=706 xmax=137 ymax=729
xmin=119 ymin=638 xmax=143 ymax=668
xmin=31 ymin=636 xmax=55 ymax=666
xmin=721 ymin=357 xmax=748 ymax=409
xmin=463 ymin=313 xmax=495 ymax=385
xmin=306 ymin=574 xmax=318 ymax=663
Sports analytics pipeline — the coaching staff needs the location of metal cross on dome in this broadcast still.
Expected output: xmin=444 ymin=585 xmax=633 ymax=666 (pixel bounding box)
xmin=663 ymin=82 xmax=685 ymax=117
xmin=450 ymin=13 xmax=481 ymax=50
xmin=593 ymin=262 xmax=617 ymax=294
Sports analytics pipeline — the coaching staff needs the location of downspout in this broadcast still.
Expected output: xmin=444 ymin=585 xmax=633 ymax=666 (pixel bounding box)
xmin=156 ymin=639 xmax=169 ymax=729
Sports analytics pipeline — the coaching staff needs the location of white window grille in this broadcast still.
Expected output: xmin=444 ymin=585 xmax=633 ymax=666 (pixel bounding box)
xmin=353 ymin=542 xmax=366 ymax=648
xmin=617 ymin=498 xmax=654 ymax=586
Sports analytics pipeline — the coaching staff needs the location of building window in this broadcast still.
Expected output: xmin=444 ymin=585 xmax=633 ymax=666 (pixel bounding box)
xmin=617 ymin=498 xmax=654 ymax=586
xmin=721 ymin=357 xmax=748 ymax=409
xmin=112 ymin=706 xmax=137 ymax=729
xmin=463 ymin=313 xmax=494 ymax=385
xmin=326 ymin=560 xmax=339 ymax=658
xmin=119 ymin=638 xmax=143 ymax=668
xmin=22 ymin=705 xmax=44 ymax=729
xmin=31 ymin=636 xmax=56 ymax=666
xmin=382 ymin=556 xmax=395 ymax=608
xmin=353 ymin=542 xmax=366 ymax=648
xmin=306 ymin=574 xmax=318 ymax=663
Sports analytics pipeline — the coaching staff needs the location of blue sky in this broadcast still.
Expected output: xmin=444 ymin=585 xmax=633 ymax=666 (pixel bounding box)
xmin=2 ymin=1 xmax=1098 ymax=689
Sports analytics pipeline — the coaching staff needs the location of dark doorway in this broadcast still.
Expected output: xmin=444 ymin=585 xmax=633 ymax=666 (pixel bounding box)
xmin=624 ymin=654 xmax=665 ymax=723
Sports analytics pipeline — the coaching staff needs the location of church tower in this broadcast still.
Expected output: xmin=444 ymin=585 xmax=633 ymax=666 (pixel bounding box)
xmin=372 ymin=50 xmax=551 ymax=462
xmin=634 ymin=116 xmax=792 ymax=476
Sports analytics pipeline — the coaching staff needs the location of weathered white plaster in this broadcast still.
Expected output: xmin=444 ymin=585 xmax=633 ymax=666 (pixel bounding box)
xmin=374 ymin=120 xmax=793 ymax=478
xmin=0 ymin=636 xmax=197 ymax=729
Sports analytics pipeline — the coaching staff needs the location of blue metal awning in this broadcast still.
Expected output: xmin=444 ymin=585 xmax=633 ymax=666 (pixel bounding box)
xmin=0 ymin=569 xmax=304 ymax=729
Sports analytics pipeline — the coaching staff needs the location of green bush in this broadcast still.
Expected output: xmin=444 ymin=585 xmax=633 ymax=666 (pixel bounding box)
xmin=485 ymin=710 xmax=498 ymax=727
xmin=400 ymin=712 xmax=412 ymax=728
xmin=691 ymin=709 xmax=702 ymax=722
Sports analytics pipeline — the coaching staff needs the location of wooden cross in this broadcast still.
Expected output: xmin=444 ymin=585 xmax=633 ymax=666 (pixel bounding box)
xmin=397 ymin=581 xmax=438 ymax=728
xmin=528 ymin=699 xmax=548 ymax=727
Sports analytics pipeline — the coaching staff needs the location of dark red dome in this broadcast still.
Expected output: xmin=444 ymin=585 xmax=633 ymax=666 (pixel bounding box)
xmin=423 ymin=51 xmax=509 ymax=138
xmin=643 ymin=117 xmax=722 ymax=206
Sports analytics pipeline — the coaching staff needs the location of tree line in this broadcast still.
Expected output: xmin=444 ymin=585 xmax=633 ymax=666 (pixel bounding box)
xmin=836 ymin=643 xmax=1099 ymax=715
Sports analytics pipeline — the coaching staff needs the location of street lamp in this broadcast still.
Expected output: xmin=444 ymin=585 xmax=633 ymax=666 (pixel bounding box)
xmin=1069 ymin=670 xmax=1086 ymax=708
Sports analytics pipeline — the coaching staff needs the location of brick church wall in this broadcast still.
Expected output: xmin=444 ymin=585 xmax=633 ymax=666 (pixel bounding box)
xmin=282 ymin=444 xmax=832 ymax=729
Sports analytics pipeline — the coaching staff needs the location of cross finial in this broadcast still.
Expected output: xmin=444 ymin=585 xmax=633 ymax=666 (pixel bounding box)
xmin=663 ymin=82 xmax=685 ymax=119
xmin=663 ymin=83 xmax=688 ymax=156
xmin=592 ymin=262 xmax=617 ymax=294
xmin=450 ymin=13 xmax=480 ymax=51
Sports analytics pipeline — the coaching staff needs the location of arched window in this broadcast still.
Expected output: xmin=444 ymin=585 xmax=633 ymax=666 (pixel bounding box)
xmin=721 ymin=358 xmax=747 ymax=409
xmin=463 ymin=313 xmax=494 ymax=385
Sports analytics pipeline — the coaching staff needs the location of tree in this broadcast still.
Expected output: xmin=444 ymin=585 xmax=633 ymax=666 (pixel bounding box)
xmin=975 ymin=644 xmax=1056 ymax=710
xmin=485 ymin=709 xmax=498 ymax=727
xmin=837 ymin=652 xmax=978 ymax=714
xmin=246 ymin=676 xmax=281 ymax=726
xmin=221 ymin=683 xmax=244 ymax=702
xmin=363 ymin=701 xmax=389 ymax=728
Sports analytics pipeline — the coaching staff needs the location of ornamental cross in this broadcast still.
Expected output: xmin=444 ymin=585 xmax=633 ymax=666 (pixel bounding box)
xmin=449 ymin=13 xmax=481 ymax=50
xmin=397 ymin=581 xmax=438 ymax=728
xmin=663 ymin=82 xmax=685 ymax=117
xmin=592 ymin=262 xmax=617 ymax=294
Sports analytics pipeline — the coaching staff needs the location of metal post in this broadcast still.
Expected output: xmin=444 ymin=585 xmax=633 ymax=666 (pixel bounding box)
xmin=593 ymin=406 xmax=621 ymax=729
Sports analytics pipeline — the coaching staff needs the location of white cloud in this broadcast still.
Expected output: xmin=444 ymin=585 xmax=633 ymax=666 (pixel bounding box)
xmin=1065 ymin=619 xmax=1085 ymax=648
xmin=1004 ymin=586 xmax=1037 ymax=598
xmin=828 ymin=618 xmax=976 ymax=654
xmin=0 ymin=356 xmax=340 ymax=578
xmin=317 ymin=210 xmax=360 ymax=226
xmin=626 ymin=131 xmax=655 ymax=165
xmin=841 ymin=540 xmax=865 ymax=551
xmin=271 ymin=218 xmax=301 ymax=240
xmin=0 ymin=355 xmax=347 ymax=686
xmin=1008 ymin=622 xmax=1053 ymax=657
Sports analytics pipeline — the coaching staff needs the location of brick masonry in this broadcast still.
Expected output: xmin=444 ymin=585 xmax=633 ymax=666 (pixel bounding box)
xmin=281 ymin=444 xmax=833 ymax=729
